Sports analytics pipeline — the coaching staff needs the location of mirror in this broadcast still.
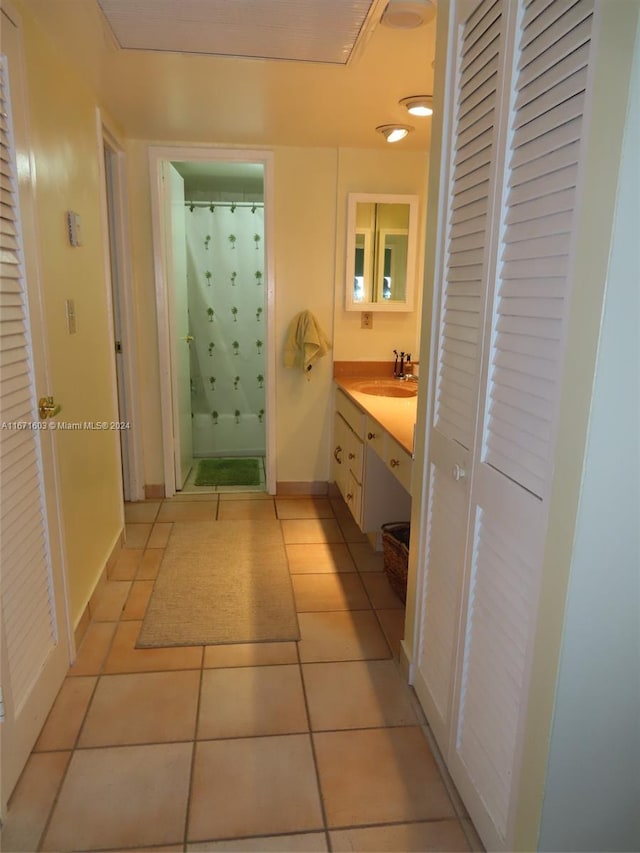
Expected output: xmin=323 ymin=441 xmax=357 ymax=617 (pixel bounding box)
xmin=345 ymin=193 xmax=419 ymax=312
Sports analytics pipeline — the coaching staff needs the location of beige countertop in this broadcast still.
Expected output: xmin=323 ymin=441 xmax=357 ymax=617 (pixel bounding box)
xmin=335 ymin=376 xmax=417 ymax=455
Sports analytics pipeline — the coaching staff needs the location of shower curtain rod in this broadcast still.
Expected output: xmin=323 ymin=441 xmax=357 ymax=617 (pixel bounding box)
xmin=185 ymin=200 xmax=264 ymax=209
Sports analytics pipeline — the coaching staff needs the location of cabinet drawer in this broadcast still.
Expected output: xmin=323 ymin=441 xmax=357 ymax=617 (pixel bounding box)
xmin=365 ymin=415 xmax=385 ymax=458
xmin=335 ymin=389 xmax=366 ymax=438
xmin=385 ymin=436 xmax=412 ymax=493
xmin=344 ymin=471 xmax=362 ymax=524
xmin=345 ymin=433 xmax=364 ymax=484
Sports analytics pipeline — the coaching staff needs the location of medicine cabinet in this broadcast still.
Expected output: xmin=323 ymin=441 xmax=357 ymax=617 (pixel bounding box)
xmin=345 ymin=193 xmax=419 ymax=312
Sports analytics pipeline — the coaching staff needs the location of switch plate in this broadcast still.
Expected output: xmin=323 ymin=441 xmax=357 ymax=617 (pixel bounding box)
xmin=361 ymin=312 xmax=373 ymax=329
xmin=66 ymin=211 xmax=82 ymax=247
xmin=65 ymin=299 xmax=77 ymax=334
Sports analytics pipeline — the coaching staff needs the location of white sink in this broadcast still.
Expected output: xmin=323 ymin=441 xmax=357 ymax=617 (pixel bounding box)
xmin=351 ymin=379 xmax=417 ymax=398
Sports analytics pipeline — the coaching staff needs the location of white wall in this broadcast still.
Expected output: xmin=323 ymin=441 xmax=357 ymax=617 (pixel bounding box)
xmin=538 ymin=21 xmax=640 ymax=850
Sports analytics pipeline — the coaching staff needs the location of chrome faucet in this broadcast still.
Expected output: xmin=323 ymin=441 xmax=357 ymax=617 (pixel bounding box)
xmin=393 ymin=350 xmax=412 ymax=378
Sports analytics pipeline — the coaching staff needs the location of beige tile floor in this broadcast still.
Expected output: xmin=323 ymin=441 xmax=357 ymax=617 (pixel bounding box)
xmin=2 ymin=495 xmax=483 ymax=853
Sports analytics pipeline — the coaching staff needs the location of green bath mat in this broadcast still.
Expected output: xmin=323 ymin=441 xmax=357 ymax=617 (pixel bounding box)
xmin=194 ymin=457 xmax=261 ymax=487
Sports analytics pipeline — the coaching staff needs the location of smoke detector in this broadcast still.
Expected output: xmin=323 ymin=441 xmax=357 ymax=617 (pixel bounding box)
xmin=380 ymin=0 xmax=436 ymax=29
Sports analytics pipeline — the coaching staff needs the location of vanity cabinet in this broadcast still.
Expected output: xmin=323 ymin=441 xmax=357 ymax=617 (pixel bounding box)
xmin=332 ymin=388 xmax=411 ymax=534
xmin=332 ymin=409 xmax=364 ymax=522
xmin=365 ymin=416 xmax=412 ymax=494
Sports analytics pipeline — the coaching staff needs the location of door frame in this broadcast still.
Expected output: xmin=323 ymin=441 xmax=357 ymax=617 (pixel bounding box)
xmin=96 ymin=111 xmax=144 ymax=502
xmin=148 ymin=146 xmax=276 ymax=496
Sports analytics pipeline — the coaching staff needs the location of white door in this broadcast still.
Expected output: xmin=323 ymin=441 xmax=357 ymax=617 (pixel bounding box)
xmin=413 ymin=0 xmax=506 ymax=749
xmin=415 ymin=0 xmax=596 ymax=848
xmin=163 ymin=163 xmax=193 ymax=488
xmin=0 ymin=7 xmax=70 ymax=811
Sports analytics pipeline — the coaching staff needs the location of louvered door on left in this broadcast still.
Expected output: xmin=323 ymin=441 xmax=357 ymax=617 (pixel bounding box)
xmin=1 ymin=6 xmax=70 ymax=813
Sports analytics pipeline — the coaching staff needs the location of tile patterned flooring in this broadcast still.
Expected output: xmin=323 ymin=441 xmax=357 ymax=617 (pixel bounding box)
xmin=2 ymin=495 xmax=483 ymax=853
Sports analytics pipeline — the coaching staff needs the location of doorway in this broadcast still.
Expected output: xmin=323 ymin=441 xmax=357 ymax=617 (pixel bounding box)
xmin=149 ymin=148 xmax=276 ymax=496
xmin=99 ymin=118 xmax=144 ymax=502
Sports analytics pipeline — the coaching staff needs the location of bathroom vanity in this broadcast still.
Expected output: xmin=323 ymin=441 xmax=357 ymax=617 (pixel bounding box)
xmin=332 ymin=377 xmax=416 ymax=538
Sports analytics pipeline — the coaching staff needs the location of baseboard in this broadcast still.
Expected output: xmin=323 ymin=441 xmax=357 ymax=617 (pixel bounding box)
xmin=276 ymin=481 xmax=329 ymax=496
xmin=73 ymin=529 xmax=124 ymax=649
xmin=144 ymin=483 xmax=165 ymax=499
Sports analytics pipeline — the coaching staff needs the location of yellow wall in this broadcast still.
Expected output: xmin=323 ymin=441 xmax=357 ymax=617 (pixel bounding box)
xmin=15 ymin=2 xmax=124 ymax=626
xmin=126 ymin=143 xmax=429 ymax=489
xmin=333 ymin=149 xmax=429 ymax=363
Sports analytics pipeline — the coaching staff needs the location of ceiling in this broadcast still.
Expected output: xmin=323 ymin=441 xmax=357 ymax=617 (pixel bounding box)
xmin=21 ymin=0 xmax=437 ymax=150
xmin=97 ymin=0 xmax=377 ymax=64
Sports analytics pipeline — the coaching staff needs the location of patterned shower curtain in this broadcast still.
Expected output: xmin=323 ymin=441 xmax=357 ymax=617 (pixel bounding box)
xmin=185 ymin=202 xmax=266 ymax=456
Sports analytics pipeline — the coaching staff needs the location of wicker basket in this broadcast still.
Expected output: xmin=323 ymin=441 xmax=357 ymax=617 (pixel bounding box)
xmin=380 ymin=522 xmax=411 ymax=605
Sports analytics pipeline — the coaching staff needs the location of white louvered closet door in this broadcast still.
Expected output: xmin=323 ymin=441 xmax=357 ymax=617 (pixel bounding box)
xmin=416 ymin=0 xmax=596 ymax=850
xmin=414 ymin=0 xmax=506 ymax=750
xmin=1 ymin=8 xmax=69 ymax=813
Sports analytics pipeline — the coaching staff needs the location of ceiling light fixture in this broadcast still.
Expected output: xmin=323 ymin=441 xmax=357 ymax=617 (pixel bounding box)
xmin=376 ymin=124 xmax=414 ymax=143
xmin=400 ymin=95 xmax=433 ymax=116
xmin=380 ymin=0 xmax=436 ymax=29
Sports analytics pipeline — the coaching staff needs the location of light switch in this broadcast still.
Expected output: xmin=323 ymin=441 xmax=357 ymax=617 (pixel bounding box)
xmin=65 ymin=299 xmax=77 ymax=334
xmin=66 ymin=211 xmax=82 ymax=247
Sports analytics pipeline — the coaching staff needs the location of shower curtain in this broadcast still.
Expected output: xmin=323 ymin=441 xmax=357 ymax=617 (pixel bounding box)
xmin=185 ymin=201 xmax=266 ymax=457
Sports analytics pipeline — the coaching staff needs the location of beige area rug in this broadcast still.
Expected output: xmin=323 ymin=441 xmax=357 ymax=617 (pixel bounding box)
xmin=137 ymin=520 xmax=300 ymax=647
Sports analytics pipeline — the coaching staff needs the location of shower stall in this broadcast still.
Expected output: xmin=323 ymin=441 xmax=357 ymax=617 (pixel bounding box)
xmin=182 ymin=172 xmax=266 ymax=461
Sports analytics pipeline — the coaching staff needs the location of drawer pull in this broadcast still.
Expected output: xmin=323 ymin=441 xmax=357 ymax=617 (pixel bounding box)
xmin=390 ymin=459 xmax=400 ymax=468
xmin=346 ymin=492 xmax=353 ymax=501
xmin=367 ymin=431 xmax=376 ymax=440
xmin=348 ymin=452 xmax=356 ymax=460
xmin=334 ymin=445 xmax=343 ymax=464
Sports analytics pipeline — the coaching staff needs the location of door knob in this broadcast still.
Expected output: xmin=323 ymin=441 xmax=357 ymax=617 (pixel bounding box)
xmin=181 ymin=335 xmax=195 ymax=343
xmin=39 ymin=396 xmax=62 ymax=420
xmin=452 ymin=463 xmax=466 ymax=481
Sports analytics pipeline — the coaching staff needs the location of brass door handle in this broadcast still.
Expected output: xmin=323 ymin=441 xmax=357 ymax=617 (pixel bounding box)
xmin=181 ymin=335 xmax=195 ymax=343
xmin=39 ymin=396 xmax=62 ymax=420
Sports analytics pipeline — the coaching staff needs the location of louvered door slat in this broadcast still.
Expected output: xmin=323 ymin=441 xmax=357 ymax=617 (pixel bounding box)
xmin=484 ymin=2 xmax=592 ymax=498
xmin=521 ymin=0 xmax=584 ymax=45
xmin=436 ymin=0 xmax=502 ymax=445
xmin=519 ymin=0 xmax=593 ymax=69
xmin=457 ymin=101 xmax=495 ymax=150
xmin=2 ymin=525 xmax=47 ymax=584
xmin=515 ymin=42 xmax=589 ymax=111
xmin=511 ymin=116 xmax=582 ymax=172
xmin=462 ymin=6 xmax=501 ymax=72
xmin=502 ymin=213 xmax=571 ymax=246
xmin=502 ymin=232 xmax=571 ymax=262
xmin=457 ymin=509 xmax=534 ymax=838
xmin=450 ymin=215 xmax=487 ymax=242
xmin=420 ymin=464 xmax=468 ymax=720
xmin=504 ymin=187 xmax=574 ymax=226
xmin=459 ymin=68 xmax=500 ymax=123
xmin=512 ymin=91 xmax=585 ymax=150
xmin=455 ymin=141 xmax=495 ymax=187
xmin=491 ymin=326 xmax=562 ymax=358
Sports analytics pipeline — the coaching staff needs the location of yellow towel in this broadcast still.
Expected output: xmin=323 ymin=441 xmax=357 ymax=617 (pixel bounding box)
xmin=283 ymin=311 xmax=331 ymax=373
